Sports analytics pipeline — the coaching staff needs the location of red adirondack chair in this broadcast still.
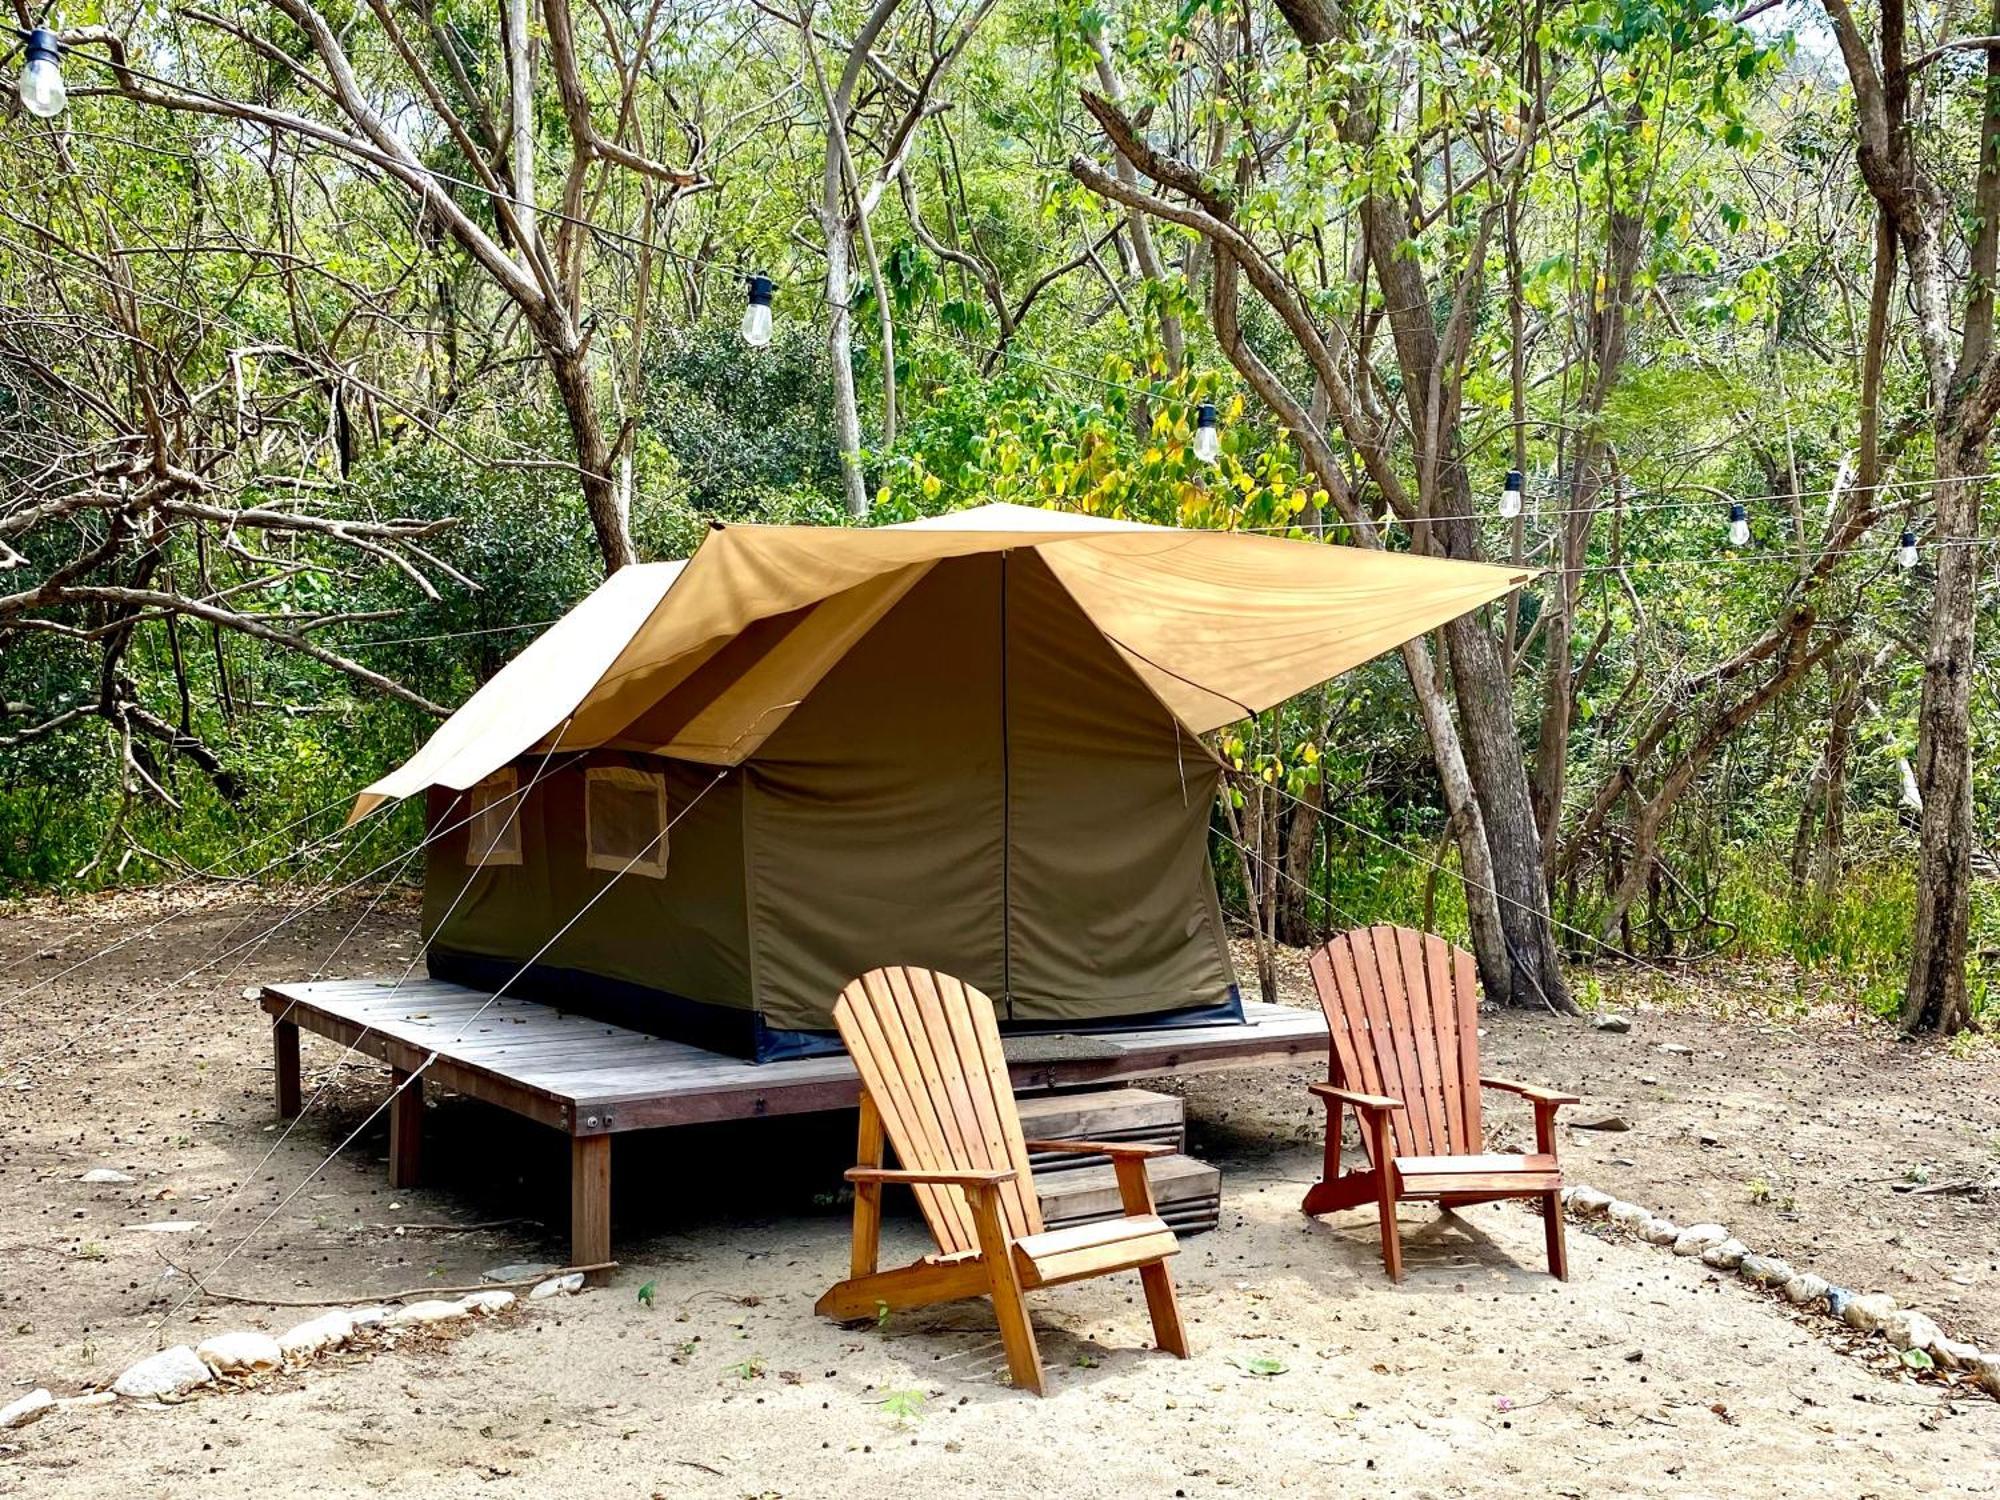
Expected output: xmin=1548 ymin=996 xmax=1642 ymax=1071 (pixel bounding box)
xmin=1301 ymin=925 xmax=1580 ymax=1281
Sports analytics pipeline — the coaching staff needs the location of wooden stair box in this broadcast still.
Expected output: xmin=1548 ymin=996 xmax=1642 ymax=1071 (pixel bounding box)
xmin=1016 ymin=1087 xmax=1185 ymax=1174
xmin=1035 ymin=1153 xmax=1222 ymax=1237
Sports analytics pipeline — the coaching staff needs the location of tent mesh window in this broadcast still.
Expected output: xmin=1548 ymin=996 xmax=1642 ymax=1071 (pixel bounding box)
xmin=464 ymin=767 xmax=523 ymax=868
xmin=585 ymin=766 xmax=669 ymax=878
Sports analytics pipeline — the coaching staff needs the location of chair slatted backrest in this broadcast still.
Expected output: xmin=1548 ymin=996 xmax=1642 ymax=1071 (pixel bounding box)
xmin=831 ymin=967 xmax=1044 ymax=1255
xmin=1308 ymin=926 xmax=1483 ymax=1161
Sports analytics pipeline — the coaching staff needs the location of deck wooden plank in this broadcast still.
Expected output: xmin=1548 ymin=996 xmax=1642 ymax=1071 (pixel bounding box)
xmin=259 ymin=982 xmax=1326 ymax=1133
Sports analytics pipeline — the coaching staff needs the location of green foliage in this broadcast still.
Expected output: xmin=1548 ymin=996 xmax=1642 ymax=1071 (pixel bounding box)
xmin=0 ymin=0 xmax=1992 ymax=1041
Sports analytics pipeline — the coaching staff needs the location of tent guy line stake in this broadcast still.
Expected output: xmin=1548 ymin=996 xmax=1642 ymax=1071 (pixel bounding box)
xmin=143 ymin=768 xmax=730 ymax=1351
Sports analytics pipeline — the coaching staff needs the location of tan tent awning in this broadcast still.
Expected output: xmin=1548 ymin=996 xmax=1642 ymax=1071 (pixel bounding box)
xmin=351 ymin=503 xmax=1532 ymax=821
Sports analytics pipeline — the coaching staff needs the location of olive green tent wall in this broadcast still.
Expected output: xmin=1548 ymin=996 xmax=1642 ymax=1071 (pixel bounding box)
xmin=421 ymin=551 xmax=1236 ymax=1059
xmin=421 ymin=757 xmax=753 ymax=1047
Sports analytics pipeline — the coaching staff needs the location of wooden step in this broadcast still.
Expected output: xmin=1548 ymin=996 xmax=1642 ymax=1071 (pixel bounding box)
xmin=1016 ymin=1088 xmax=1184 ymax=1174
xmin=1034 ymin=1152 xmax=1221 ymax=1237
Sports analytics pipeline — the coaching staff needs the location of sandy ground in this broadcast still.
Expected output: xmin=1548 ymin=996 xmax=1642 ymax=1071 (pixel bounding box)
xmin=3 ymin=886 xmax=1999 ymax=1496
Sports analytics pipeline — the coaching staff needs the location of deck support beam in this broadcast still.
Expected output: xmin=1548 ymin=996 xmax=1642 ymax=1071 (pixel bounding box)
xmin=389 ymin=1068 xmax=423 ymax=1188
xmin=273 ymin=1018 xmax=301 ymax=1119
xmin=571 ymin=1134 xmax=612 ymax=1284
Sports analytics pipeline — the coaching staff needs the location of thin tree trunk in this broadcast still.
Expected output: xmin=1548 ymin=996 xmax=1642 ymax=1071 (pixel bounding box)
xmin=1902 ymin=446 xmax=1981 ymax=1033
xmin=824 ymin=215 xmax=870 ymax=518
xmin=1087 ymin=23 xmax=1184 ymax=373
xmin=1398 ymin=635 xmax=1519 ymax=1002
xmin=806 ymin=0 xmax=907 ymax=519
xmin=1277 ymin=774 xmax=1321 ymax=945
xmin=541 ymin=323 xmax=632 ymax=571
xmin=1531 ymin=189 xmax=1643 ymax=867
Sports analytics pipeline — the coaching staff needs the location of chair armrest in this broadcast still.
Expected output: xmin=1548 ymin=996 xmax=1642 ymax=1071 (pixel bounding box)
xmin=1023 ymin=1138 xmax=1175 ymax=1160
xmin=1480 ymin=1076 xmax=1581 ymax=1107
xmin=845 ymin=1166 xmax=1016 ymax=1188
xmin=1308 ymin=1082 xmax=1404 ymax=1112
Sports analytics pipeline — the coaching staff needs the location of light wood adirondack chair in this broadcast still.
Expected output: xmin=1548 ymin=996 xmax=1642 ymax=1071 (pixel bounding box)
xmin=814 ymin=967 xmax=1190 ymax=1394
xmin=1300 ymin=926 xmax=1581 ymax=1281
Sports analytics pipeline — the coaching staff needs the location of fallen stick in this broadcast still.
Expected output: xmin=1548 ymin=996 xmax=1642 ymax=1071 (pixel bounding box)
xmin=1889 ymin=1180 xmax=1992 ymax=1197
xmin=192 ymin=1261 xmax=619 ymax=1308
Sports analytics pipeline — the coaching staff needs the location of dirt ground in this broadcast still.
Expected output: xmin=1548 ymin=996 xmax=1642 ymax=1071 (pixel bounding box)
xmin=3 ymin=886 xmax=1999 ymax=1497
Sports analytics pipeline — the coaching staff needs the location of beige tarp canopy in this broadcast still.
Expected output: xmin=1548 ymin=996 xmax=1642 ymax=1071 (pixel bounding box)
xmin=378 ymin=503 xmax=1531 ymax=1060
xmin=355 ymin=503 xmax=1532 ymax=822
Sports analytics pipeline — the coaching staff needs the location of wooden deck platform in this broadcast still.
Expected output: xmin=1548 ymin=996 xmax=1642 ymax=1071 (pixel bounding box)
xmin=259 ymin=977 xmax=1327 ymax=1275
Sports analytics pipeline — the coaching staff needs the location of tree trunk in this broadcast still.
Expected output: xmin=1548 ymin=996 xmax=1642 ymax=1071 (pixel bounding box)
xmin=824 ymin=214 xmax=870 ymax=518
xmin=1440 ymin=612 xmax=1573 ymax=1010
xmin=1530 ymin=190 xmax=1644 ymax=866
xmin=1277 ymin=776 xmax=1321 ymax=945
xmin=541 ymin=321 xmax=633 ymax=571
xmin=1396 ymin=638 xmax=1520 ymax=1010
xmin=1902 ymin=443 xmax=1981 ymax=1034
xmin=1087 ymin=25 xmax=1184 ymax=374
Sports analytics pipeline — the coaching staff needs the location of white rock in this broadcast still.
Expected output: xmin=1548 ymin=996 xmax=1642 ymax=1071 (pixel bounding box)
xmin=1884 ymin=1311 xmax=1943 ymax=1353
xmin=80 ymin=1168 xmax=134 ymax=1185
xmin=344 ymin=1305 xmax=391 ymax=1330
xmin=112 ymin=1345 xmax=214 ymax=1399
xmin=386 ymin=1299 xmax=469 ymax=1326
xmin=277 ymin=1311 xmax=354 ymax=1361
xmin=1640 ymin=1217 xmax=1681 ymax=1246
xmin=1932 ymin=1337 xmax=1981 ymax=1371
xmin=1607 ymin=1200 xmax=1652 ymax=1230
xmin=457 ymin=1290 xmax=515 ymax=1316
xmin=1782 ymin=1273 xmax=1831 ymax=1306
xmin=0 ymin=1389 xmax=54 ymax=1430
xmin=125 ymin=1220 xmax=202 ymax=1234
xmin=1841 ymin=1292 xmax=1898 ymax=1334
xmin=1700 ymin=1238 xmax=1749 ymax=1270
xmin=1739 ymin=1255 xmax=1794 ymax=1288
xmin=1673 ymin=1224 xmax=1730 ymax=1256
xmin=528 ymin=1273 xmax=586 ymax=1301
xmin=195 ymin=1330 xmax=283 ymax=1376
xmin=1566 ymin=1188 xmax=1614 ymax=1218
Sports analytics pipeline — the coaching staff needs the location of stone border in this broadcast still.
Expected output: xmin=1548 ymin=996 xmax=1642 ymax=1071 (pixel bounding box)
xmin=0 ymin=1275 xmax=590 ymax=1434
xmin=1563 ymin=1184 xmax=2000 ymax=1400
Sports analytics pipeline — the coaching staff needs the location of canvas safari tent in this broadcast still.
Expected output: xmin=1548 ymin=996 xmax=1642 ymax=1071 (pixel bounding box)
xmin=351 ymin=504 xmax=1530 ymax=1061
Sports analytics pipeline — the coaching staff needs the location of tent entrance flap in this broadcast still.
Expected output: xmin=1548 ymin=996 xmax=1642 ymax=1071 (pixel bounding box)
xmin=741 ymin=551 xmax=1238 ymax=1053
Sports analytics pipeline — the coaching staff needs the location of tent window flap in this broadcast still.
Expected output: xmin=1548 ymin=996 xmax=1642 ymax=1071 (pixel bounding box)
xmin=586 ymin=766 xmax=669 ymax=877
xmin=465 ymin=768 xmax=524 ymax=868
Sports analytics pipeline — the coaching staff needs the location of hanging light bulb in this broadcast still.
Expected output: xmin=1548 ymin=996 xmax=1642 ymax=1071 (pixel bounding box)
xmin=1897 ymin=527 xmax=1919 ymax=570
xmin=740 ymin=272 xmax=774 ymax=348
xmin=1192 ymin=401 xmax=1220 ymax=464
xmin=17 ymin=27 xmax=64 ymax=119
xmin=1727 ymin=501 xmax=1750 ymax=547
xmin=1499 ymin=468 xmax=1524 ymax=520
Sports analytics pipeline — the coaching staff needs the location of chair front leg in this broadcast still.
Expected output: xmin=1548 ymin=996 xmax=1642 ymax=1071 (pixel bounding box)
xmin=1532 ymin=1099 xmax=1569 ymax=1280
xmin=1110 ymin=1155 xmax=1189 ymax=1358
xmin=1532 ymin=1098 xmax=1561 ymax=1158
xmin=849 ymin=1094 xmax=886 ymax=1279
xmin=966 ymin=1182 xmax=1044 ymax=1395
xmin=1364 ymin=1110 xmax=1403 ymax=1282
xmin=1301 ymin=1097 xmax=1384 ymax=1217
